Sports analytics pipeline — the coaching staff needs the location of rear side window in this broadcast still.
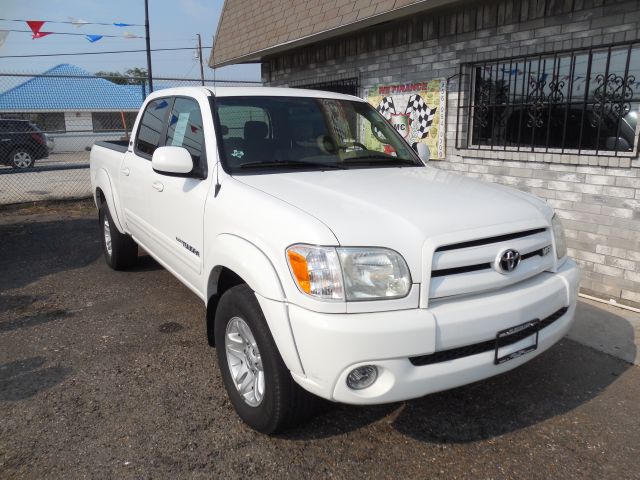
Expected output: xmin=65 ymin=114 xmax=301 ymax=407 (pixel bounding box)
xmin=166 ymin=97 xmax=205 ymax=165
xmin=135 ymin=98 xmax=170 ymax=156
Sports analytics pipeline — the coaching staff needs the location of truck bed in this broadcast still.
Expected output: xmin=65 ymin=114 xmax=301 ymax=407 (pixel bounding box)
xmin=94 ymin=140 xmax=129 ymax=153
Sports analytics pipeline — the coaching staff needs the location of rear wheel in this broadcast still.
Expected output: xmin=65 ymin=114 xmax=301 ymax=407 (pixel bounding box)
xmin=215 ymin=284 xmax=315 ymax=433
xmin=99 ymin=202 xmax=138 ymax=270
xmin=10 ymin=148 xmax=34 ymax=169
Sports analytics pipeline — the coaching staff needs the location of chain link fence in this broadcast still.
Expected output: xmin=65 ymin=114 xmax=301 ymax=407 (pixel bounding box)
xmin=0 ymin=69 xmax=260 ymax=205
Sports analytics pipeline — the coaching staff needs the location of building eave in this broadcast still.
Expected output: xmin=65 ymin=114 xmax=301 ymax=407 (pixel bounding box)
xmin=209 ymin=0 xmax=457 ymax=68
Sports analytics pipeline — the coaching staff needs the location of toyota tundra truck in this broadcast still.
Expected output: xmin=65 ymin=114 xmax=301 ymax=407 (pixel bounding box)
xmin=90 ymin=87 xmax=579 ymax=433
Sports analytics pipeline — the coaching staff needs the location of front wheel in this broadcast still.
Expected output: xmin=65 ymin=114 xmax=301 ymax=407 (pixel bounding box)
xmin=215 ymin=284 xmax=315 ymax=433
xmin=99 ymin=202 xmax=138 ymax=270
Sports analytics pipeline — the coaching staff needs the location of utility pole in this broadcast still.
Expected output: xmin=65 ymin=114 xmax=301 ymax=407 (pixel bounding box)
xmin=197 ymin=34 xmax=205 ymax=86
xmin=144 ymin=0 xmax=153 ymax=93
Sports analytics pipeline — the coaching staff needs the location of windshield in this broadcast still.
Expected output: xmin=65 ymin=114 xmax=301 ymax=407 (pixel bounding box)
xmin=213 ymin=96 xmax=423 ymax=173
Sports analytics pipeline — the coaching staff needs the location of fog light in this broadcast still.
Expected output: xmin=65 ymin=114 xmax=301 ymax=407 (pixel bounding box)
xmin=346 ymin=365 xmax=378 ymax=390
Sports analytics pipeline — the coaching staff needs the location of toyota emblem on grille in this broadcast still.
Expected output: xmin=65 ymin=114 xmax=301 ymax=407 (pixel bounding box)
xmin=495 ymin=249 xmax=521 ymax=274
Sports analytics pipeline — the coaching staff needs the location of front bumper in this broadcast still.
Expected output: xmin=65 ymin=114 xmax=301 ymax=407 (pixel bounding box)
xmin=286 ymin=259 xmax=579 ymax=404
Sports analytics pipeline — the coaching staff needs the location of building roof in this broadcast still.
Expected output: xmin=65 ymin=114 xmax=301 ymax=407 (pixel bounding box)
xmin=0 ymin=64 xmax=144 ymax=111
xmin=210 ymin=0 xmax=454 ymax=67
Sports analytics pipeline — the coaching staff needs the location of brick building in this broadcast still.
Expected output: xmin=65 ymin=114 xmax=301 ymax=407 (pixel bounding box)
xmin=211 ymin=0 xmax=640 ymax=307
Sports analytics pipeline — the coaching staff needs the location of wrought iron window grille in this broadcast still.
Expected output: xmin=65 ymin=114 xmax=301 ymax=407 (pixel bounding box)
xmin=456 ymin=41 xmax=640 ymax=157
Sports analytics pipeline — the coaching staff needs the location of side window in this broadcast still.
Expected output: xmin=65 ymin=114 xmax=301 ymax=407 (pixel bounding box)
xmin=166 ymin=97 xmax=205 ymax=166
xmin=135 ymin=98 xmax=170 ymax=157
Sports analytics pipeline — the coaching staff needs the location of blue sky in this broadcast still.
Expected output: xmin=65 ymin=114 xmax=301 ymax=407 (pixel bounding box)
xmin=0 ymin=0 xmax=260 ymax=81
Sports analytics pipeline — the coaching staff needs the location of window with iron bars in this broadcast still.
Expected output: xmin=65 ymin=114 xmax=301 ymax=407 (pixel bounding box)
xmin=294 ymin=77 xmax=359 ymax=97
xmin=458 ymin=41 xmax=640 ymax=156
xmin=0 ymin=112 xmax=66 ymax=133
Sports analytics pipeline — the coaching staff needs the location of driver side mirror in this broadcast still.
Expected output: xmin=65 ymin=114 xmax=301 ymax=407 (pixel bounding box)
xmin=152 ymin=146 xmax=194 ymax=176
xmin=413 ymin=142 xmax=430 ymax=163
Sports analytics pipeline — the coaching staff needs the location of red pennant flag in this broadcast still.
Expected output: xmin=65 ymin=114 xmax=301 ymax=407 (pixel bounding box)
xmin=26 ymin=20 xmax=45 ymax=35
xmin=32 ymin=31 xmax=53 ymax=39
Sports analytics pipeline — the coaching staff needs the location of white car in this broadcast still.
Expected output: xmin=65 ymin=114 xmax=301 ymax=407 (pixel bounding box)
xmin=90 ymin=87 xmax=579 ymax=433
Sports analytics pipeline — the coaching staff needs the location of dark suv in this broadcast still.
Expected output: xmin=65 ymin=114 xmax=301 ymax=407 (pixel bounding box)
xmin=0 ymin=119 xmax=50 ymax=169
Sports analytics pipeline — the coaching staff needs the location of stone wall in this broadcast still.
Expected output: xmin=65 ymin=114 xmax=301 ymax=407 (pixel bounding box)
xmin=262 ymin=0 xmax=640 ymax=307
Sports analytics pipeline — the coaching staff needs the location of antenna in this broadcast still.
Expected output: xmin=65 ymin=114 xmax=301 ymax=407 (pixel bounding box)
xmin=196 ymin=33 xmax=205 ymax=86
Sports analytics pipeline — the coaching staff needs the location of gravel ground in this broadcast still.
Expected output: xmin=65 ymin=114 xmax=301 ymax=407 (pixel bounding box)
xmin=1 ymin=200 xmax=639 ymax=479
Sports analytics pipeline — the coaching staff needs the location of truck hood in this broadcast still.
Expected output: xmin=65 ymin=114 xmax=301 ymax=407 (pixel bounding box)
xmin=235 ymin=166 xmax=553 ymax=281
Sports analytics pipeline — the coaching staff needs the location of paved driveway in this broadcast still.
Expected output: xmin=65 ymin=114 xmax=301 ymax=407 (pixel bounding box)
xmin=1 ymin=201 xmax=639 ymax=479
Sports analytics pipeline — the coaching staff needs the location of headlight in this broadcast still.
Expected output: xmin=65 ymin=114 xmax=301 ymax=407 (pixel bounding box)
xmin=338 ymin=247 xmax=411 ymax=300
xmin=286 ymin=245 xmax=411 ymax=301
xmin=551 ymin=214 xmax=567 ymax=260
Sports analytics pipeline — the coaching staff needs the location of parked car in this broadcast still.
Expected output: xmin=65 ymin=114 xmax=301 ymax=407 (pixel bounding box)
xmin=90 ymin=87 xmax=579 ymax=434
xmin=0 ymin=119 xmax=49 ymax=168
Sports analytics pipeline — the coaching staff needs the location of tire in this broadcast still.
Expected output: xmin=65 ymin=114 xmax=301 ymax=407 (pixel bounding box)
xmin=10 ymin=148 xmax=35 ymax=169
xmin=215 ymin=284 xmax=315 ymax=433
xmin=99 ymin=202 xmax=138 ymax=270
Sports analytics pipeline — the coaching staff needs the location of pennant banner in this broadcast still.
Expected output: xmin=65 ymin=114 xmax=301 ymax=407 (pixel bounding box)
xmin=113 ymin=22 xmax=132 ymax=27
xmin=122 ymin=32 xmax=140 ymax=39
xmin=32 ymin=31 xmax=53 ymax=39
xmin=0 ymin=30 xmax=9 ymax=49
xmin=26 ymin=20 xmax=45 ymax=35
xmin=85 ymin=34 xmax=103 ymax=42
xmin=68 ymin=17 xmax=89 ymax=27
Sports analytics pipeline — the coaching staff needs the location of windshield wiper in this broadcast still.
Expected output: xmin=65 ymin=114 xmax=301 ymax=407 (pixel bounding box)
xmin=341 ymin=155 xmax=421 ymax=166
xmin=239 ymin=160 xmax=346 ymax=170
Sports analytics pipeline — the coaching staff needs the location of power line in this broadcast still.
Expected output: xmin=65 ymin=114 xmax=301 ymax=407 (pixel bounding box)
xmin=2 ymin=29 xmax=141 ymax=38
xmin=0 ymin=46 xmax=214 ymax=58
xmin=0 ymin=18 xmax=144 ymax=27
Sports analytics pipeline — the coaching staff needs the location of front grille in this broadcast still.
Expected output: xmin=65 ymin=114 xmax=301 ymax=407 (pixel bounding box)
xmin=434 ymin=228 xmax=546 ymax=252
xmin=409 ymin=307 xmax=568 ymax=366
xmin=431 ymin=247 xmax=549 ymax=278
xmin=428 ymin=228 xmax=554 ymax=299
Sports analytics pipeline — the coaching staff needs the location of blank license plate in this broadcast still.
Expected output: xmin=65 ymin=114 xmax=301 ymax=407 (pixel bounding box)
xmin=494 ymin=319 xmax=540 ymax=365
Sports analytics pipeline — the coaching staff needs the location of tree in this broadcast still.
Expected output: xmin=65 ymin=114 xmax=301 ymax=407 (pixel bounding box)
xmin=96 ymin=68 xmax=148 ymax=85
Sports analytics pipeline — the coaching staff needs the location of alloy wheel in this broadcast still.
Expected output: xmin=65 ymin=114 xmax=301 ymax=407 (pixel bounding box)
xmin=13 ymin=151 xmax=33 ymax=168
xmin=225 ymin=316 xmax=265 ymax=407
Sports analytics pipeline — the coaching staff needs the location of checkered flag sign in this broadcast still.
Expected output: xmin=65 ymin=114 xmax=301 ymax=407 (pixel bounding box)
xmin=405 ymin=94 xmax=436 ymax=140
xmin=372 ymin=96 xmax=396 ymax=141
xmin=377 ymin=96 xmax=396 ymax=119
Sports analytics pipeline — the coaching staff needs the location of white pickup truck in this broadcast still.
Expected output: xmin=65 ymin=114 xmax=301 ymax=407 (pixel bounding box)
xmin=90 ymin=86 xmax=579 ymax=433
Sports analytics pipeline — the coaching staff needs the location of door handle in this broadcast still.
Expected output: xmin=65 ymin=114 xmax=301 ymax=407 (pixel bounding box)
xmin=152 ymin=181 xmax=164 ymax=192
xmin=120 ymin=167 xmax=130 ymax=176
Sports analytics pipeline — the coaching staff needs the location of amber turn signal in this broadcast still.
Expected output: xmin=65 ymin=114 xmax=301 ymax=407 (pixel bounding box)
xmin=287 ymin=250 xmax=311 ymax=293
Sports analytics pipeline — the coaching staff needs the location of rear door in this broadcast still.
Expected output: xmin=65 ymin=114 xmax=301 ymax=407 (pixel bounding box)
xmin=119 ymin=97 xmax=171 ymax=245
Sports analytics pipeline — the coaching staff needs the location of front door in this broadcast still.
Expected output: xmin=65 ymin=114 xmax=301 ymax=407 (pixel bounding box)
xmin=146 ymin=96 xmax=210 ymax=289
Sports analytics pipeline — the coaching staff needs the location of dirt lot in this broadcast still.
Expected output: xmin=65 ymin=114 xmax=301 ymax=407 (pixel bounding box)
xmin=1 ymin=200 xmax=639 ymax=479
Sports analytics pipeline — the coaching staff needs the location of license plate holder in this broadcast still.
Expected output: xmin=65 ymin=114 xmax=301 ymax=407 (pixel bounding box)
xmin=494 ymin=319 xmax=540 ymax=365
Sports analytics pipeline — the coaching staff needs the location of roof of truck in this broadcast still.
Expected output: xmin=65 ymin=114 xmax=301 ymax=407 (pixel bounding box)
xmin=146 ymin=86 xmax=365 ymax=102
